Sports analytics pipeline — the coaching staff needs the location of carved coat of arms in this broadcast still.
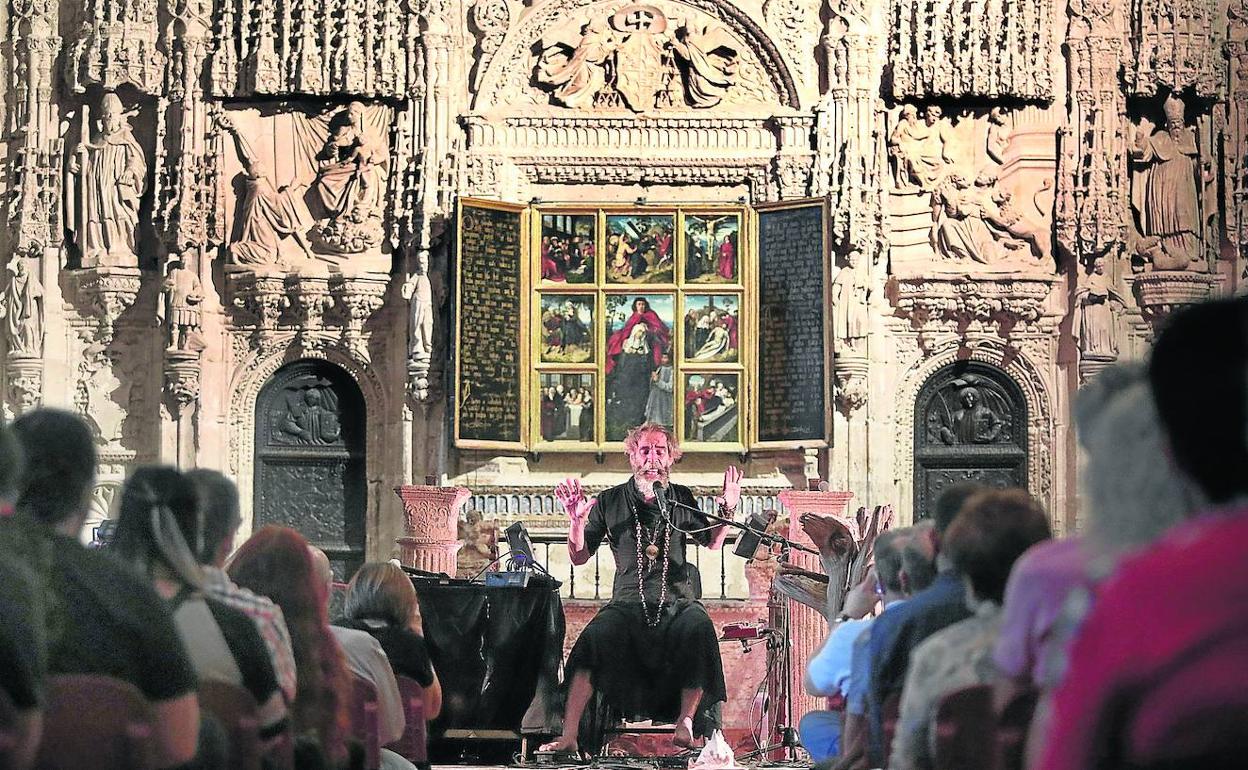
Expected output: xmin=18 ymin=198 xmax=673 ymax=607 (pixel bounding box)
xmin=536 ymin=4 xmax=739 ymax=112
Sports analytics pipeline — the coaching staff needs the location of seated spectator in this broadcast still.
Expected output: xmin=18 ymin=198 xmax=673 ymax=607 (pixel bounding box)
xmin=889 ymin=488 xmax=1051 ymax=770
xmin=228 ymin=526 xmax=352 ymax=768
xmin=864 ymin=483 xmax=984 ymax=767
xmin=1040 ymin=296 xmax=1248 ymax=769
xmin=311 ymin=551 xmax=416 ymax=770
xmin=836 ymin=524 xmax=936 ymax=770
xmin=111 ymin=466 xmax=289 ymax=750
xmin=801 ymin=527 xmax=915 ymax=762
xmin=188 ymin=469 xmax=298 ymax=704
xmin=0 ymin=419 xmax=43 ymax=770
xmin=339 ymin=562 xmax=443 ymax=721
xmin=11 ymin=409 xmax=199 ymax=769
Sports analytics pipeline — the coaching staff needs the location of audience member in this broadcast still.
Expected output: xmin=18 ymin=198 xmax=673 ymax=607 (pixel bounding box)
xmin=0 ymin=419 xmax=44 ymax=770
xmin=1040 ymin=296 xmax=1248 ymax=769
xmin=11 ymin=409 xmax=200 ymax=769
xmin=802 ymin=528 xmax=915 ymax=762
xmin=835 ymin=524 xmax=936 ymax=770
xmin=311 ymin=549 xmax=414 ymax=770
xmin=229 ymin=526 xmax=352 ymax=767
xmin=111 ymin=466 xmax=289 ymax=752
xmin=889 ymin=489 xmax=1051 ymax=770
xmin=863 ymin=483 xmax=983 ymax=766
xmin=339 ymin=561 xmax=443 ymax=720
xmin=188 ymin=468 xmax=298 ymax=704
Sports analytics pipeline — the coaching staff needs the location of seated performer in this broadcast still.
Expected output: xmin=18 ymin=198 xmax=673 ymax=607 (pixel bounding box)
xmin=541 ymin=422 xmax=741 ymax=756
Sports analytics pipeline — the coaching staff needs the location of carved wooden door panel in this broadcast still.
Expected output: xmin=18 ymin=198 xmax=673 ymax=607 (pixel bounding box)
xmin=255 ymin=361 xmax=366 ymax=579
xmin=913 ymin=362 xmax=1027 ymax=520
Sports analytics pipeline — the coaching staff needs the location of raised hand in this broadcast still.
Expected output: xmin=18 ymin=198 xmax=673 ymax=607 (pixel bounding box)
xmin=718 ymin=465 xmax=742 ymax=512
xmin=555 ymin=477 xmax=594 ymax=526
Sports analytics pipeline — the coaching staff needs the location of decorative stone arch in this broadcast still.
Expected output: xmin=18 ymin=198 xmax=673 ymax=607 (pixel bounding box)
xmin=893 ymin=341 xmax=1056 ymax=521
xmin=473 ymin=0 xmax=803 ymax=111
xmin=226 ymin=340 xmax=390 ymax=551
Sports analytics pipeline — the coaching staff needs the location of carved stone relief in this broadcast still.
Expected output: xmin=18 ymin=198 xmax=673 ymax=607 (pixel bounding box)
xmin=1072 ymin=256 xmax=1125 ymax=361
xmin=159 ymin=255 xmax=204 ymax=352
xmin=535 ymin=5 xmax=744 ymax=112
xmin=2 ymin=253 xmax=45 ymax=357
xmin=890 ymin=0 xmax=1054 ymax=100
xmin=1125 ymin=0 xmax=1224 ymax=97
xmin=470 ymin=0 xmax=513 ymax=90
xmin=218 ymin=104 xmax=395 ymax=273
xmin=67 ymin=92 xmax=148 ymax=268
xmin=831 ymin=247 xmax=869 ymax=353
xmin=762 ymin=0 xmax=820 ymax=70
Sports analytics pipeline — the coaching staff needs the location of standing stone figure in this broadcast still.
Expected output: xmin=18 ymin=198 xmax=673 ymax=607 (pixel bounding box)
xmin=1130 ymin=94 xmax=1202 ymax=269
xmin=1 ymin=256 xmax=44 ymax=356
xmin=831 ymin=248 xmax=869 ymax=350
xmin=401 ymin=250 xmax=434 ymax=370
xmin=1072 ymin=256 xmax=1125 ymax=360
xmin=69 ymin=92 xmax=147 ymax=267
xmin=159 ymin=257 xmax=204 ymax=351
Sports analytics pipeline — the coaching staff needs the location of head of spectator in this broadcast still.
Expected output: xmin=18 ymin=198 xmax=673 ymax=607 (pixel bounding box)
xmin=343 ymin=562 xmax=421 ymax=631
xmin=900 ymin=520 xmax=938 ymax=594
xmin=229 ymin=526 xmax=349 ymax=762
xmin=944 ymin=489 xmax=1052 ymax=605
xmin=186 ymin=469 xmax=241 ymax=567
xmin=872 ymin=528 xmax=912 ymax=604
xmin=112 ymin=466 xmax=205 ymax=590
xmin=11 ymin=409 xmax=96 ymax=536
xmin=1149 ymin=296 xmax=1248 ymax=505
xmin=0 ymin=418 xmax=24 ymax=512
xmin=1077 ymin=367 xmax=1196 ymax=574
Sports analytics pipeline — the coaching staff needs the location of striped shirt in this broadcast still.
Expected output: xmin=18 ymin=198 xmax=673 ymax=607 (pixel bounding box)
xmin=202 ymin=566 xmax=298 ymax=703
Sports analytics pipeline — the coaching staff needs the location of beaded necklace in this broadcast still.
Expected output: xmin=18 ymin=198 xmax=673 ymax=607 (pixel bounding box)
xmin=629 ymin=491 xmax=672 ymax=627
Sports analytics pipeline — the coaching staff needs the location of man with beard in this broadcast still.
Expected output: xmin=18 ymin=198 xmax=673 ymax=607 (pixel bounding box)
xmin=540 ymin=424 xmax=742 ymax=756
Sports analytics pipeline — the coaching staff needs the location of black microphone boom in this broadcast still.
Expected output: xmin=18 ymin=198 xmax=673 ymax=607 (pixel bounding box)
xmin=652 ymin=480 xmax=670 ymax=517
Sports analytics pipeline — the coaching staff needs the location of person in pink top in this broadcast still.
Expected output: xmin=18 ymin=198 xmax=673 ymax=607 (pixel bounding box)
xmin=1039 ymin=296 xmax=1248 ymax=769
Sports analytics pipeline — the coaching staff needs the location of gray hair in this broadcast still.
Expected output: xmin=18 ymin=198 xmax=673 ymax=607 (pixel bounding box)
xmin=1080 ymin=380 xmax=1201 ymax=573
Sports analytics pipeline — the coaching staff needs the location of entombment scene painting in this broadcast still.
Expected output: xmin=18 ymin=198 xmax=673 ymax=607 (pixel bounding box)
xmin=684 ymin=373 xmax=739 ymax=443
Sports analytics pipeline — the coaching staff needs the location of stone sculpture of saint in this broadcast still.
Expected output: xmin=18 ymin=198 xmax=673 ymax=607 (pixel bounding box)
xmin=312 ymin=102 xmax=386 ymax=225
xmin=69 ymin=92 xmax=147 ymax=267
xmin=159 ymin=257 xmax=204 ymax=352
xmin=1130 ymin=94 xmax=1202 ymax=269
xmin=1072 ymin=256 xmax=1124 ymax=360
xmin=831 ymin=248 xmax=868 ymax=350
xmin=1 ymin=257 xmax=44 ymax=356
xmin=279 ymin=388 xmax=342 ymax=445
xmin=938 ymin=387 xmax=1005 ymax=445
xmin=401 ymin=250 xmax=435 ymax=368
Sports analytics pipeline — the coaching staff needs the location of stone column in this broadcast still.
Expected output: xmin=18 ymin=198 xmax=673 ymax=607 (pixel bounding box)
xmin=774 ymin=489 xmax=855 ymax=742
xmin=394 ymin=484 xmax=472 ymax=575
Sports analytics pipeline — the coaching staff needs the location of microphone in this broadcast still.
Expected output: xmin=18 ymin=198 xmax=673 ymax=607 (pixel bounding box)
xmin=652 ymin=480 xmax=670 ymax=518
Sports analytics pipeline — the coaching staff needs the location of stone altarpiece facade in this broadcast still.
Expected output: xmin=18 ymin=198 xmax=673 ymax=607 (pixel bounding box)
xmin=0 ymin=0 xmax=1244 ymax=744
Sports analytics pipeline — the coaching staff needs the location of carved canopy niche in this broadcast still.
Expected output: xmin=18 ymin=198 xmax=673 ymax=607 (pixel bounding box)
xmin=890 ymin=0 xmax=1054 ymax=101
xmin=474 ymin=0 xmax=801 ymax=113
xmin=209 ymin=0 xmax=421 ymax=97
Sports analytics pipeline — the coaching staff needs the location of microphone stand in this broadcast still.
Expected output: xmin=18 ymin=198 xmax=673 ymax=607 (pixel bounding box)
xmin=654 ymin=489 xmax=815 ymax=762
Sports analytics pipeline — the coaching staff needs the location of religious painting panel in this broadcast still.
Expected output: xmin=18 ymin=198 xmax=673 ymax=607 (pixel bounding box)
xmin=682 ymin=294 xmax=740 ymax=363
xmin=605 ymin=214 xmax=676 ymax=284
xmin=539 ymin=294 xmax=594 ymax=363
xmin=683 ymin=373 xmax=741 ymax=444
xmin=604 ymin=293 xmax=675 ymax=440
xmin=541 ymin=213 xmax=596 ymax=284
xmin=683 ymin=213 xmax=741 ymax=284
xmin=538 ymin=373 xmax=597 ymax=443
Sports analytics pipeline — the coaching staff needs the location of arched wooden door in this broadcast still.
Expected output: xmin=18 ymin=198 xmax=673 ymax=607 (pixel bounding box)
xmin=254 ymin=360 xmax=366 ymax=579
xmin=913 ymin=361 xmax=1027 ymax=520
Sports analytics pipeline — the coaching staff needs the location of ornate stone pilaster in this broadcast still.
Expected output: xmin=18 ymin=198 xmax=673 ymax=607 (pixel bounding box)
xmin=394 ymin=484 xmax=473 ymax=574
xmin=227 ymin=269 xmax=289 ymax=333
xmin=774 ymin=490 xmax=855 ymax=732
xmin=891 ymin=275 xmax=1058 ymax=339
xmin=163 ymin=349 xmax=201 ymax=419
xmin=289 ymin=275 xmax=333 ymax=348
xmin=772 ymin=116 xmax=814 ymax=199
xmin=70 ymin=266 xmax=143 ymax=345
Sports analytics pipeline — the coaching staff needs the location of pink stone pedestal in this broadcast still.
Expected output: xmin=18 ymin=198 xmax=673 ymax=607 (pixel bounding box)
xmin=773 ymin=489 xmax=855 ymax=750
xmin=394 ymin=484 xmax=472 ymax=575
